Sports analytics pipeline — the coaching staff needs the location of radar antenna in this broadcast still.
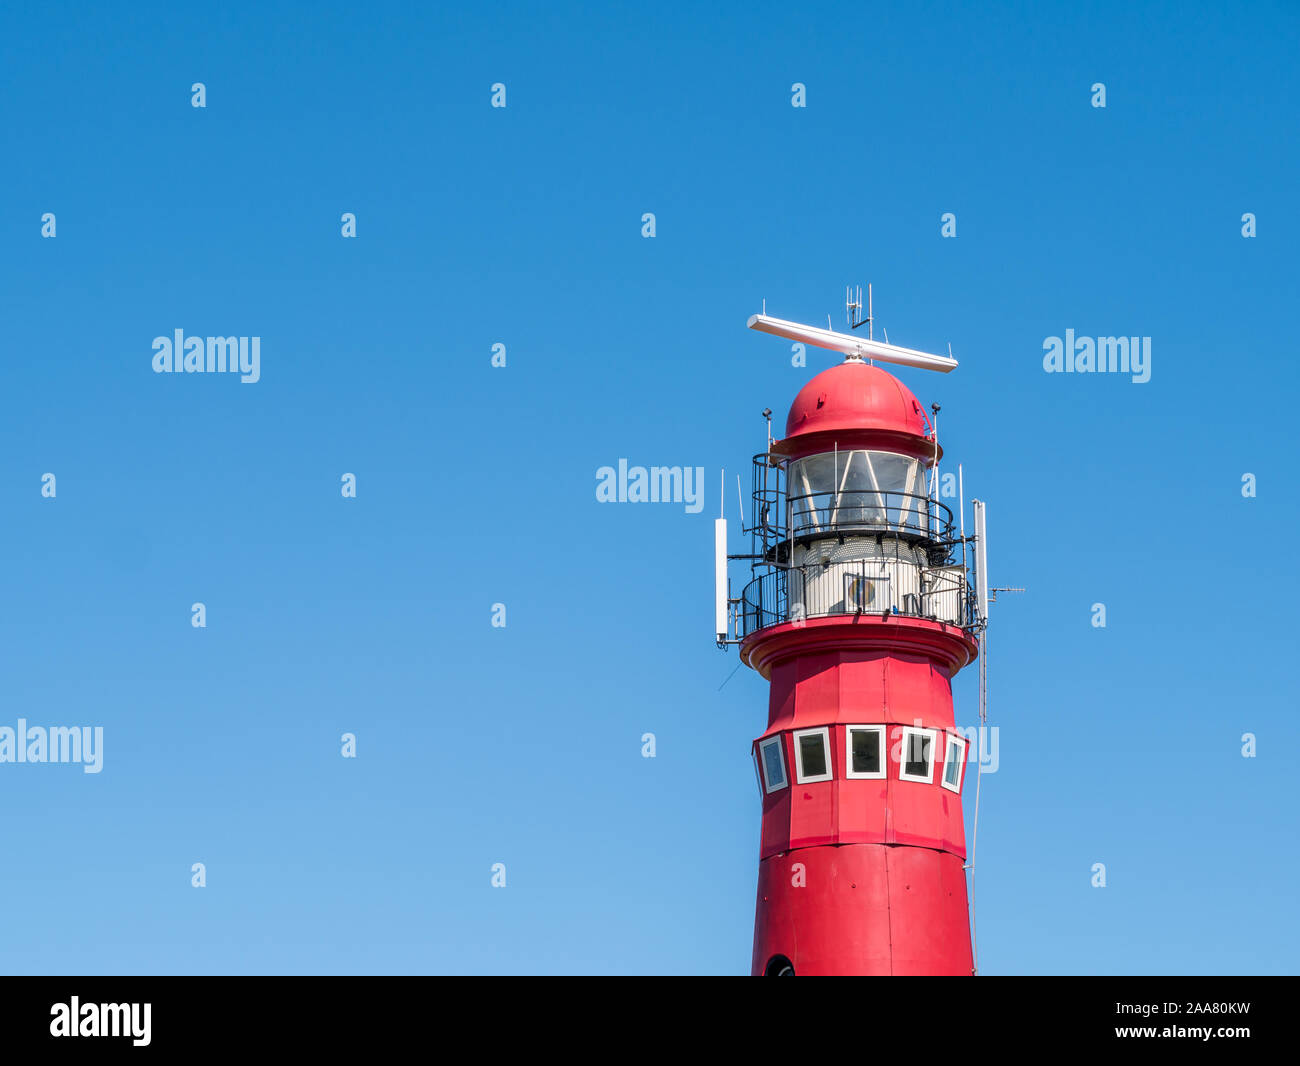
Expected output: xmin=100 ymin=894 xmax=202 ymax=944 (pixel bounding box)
xmin=749 ymin=286 xmax=957 ymax=373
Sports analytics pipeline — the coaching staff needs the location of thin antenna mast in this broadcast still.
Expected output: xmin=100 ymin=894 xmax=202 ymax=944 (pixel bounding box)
xmin=969 ymin=499 xmax=989 ymax=974
xmin=846 ymin=285 xmax=868 ymax=332
xmin=968 ymin=506 xmax=1026 ymax=972
xmin=847 ymin=283 xmax=874 ymax=363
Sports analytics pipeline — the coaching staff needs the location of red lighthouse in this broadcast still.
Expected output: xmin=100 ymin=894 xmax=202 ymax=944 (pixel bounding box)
xmin=716 ymin=297 xmax=994 ymax=976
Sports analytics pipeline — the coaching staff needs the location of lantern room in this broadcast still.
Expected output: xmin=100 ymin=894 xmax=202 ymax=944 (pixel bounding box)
xmin=730 ymin=358 xmax=972 ymax=644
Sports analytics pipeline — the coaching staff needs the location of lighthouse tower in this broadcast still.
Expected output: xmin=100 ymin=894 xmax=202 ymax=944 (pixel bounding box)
xmin=716 ymin=301 xmax=991 ymax=977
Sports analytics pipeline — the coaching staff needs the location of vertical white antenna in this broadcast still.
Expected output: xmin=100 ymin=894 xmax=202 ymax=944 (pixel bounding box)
xmin=931 ymin=410 xmax=939 ymax=498
xmin=736 ymin=474 xmax=745 ymax=528
xmin=973 ymin=499 xmax=989 ymax=626
xmin=930 ymin=407 xmax=940 ymax=537
xmin=715 ymin=469 xmax=729 ymax=643
xmin=958 ymin=464 xmax=965 ymax=542
xmin=714 ymin=517 xmax=728 ymax=643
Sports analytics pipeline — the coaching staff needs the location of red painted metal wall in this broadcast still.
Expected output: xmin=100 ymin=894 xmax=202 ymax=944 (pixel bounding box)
xmin=751 ymin=845 xmax=973 ymax=976
xmin=745 ymin=617 xmax=976 ymax=976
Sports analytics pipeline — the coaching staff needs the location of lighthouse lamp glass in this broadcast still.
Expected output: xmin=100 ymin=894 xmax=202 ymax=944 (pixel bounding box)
xmin=788 ymin=450 xmax=927 ymax=535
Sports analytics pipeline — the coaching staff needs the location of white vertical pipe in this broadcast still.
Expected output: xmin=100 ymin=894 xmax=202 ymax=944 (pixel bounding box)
xmin=958 ymin=464 xmax=965 ymax=541
xmin=973 ymin=499 xmax=988 ymax=622
xmin=715 ymin=518 xmax=729 ymax=642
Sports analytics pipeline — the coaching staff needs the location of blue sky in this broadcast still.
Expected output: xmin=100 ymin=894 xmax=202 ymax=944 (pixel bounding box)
xmin=0 ymin=0 xmax=1296 ymax=974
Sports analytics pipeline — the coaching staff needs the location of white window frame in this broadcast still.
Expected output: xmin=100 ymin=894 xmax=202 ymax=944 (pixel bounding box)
xmin=757 ymin=736 xmax=788 ymax=794
xmin=791 ymin=727 xmax=833 ymax=784
xmin=940 ymin=732 xmax=967 ymax=794
xmin=898 ymin=726 xmax=938 ymax=784
xmin=845 ymin=724 xmax=887 ymax=780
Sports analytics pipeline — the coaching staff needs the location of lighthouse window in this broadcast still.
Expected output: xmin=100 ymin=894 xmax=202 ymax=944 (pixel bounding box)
xmin=758 ymin=737 xmax=788 ymax=793
xmin=845 ymin=725 xmax=886 ymax=778
xmin=941 ymin=734 xmax=967 ymax=793
xmin=792 ymin=727 xmax=832 ymax=783
xmin=788 ymin=451 xmax=927 ymax=535
xmin=898 ymin=727 xmax=937 ymax=783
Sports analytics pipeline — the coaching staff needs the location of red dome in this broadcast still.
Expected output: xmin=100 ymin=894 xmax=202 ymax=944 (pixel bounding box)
xmin=774 ymin=361 xmax=935 ymax=461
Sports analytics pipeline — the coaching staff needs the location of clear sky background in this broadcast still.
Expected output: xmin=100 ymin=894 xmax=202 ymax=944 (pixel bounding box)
xmin=0 ymin=1 xmax=1296 ymax=975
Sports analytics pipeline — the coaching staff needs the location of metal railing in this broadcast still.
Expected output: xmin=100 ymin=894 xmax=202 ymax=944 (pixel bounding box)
xmin=787 ymin=488 xmax=954 ymax=543
xmin=737 ymin=559 xmax=975 ymax=639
